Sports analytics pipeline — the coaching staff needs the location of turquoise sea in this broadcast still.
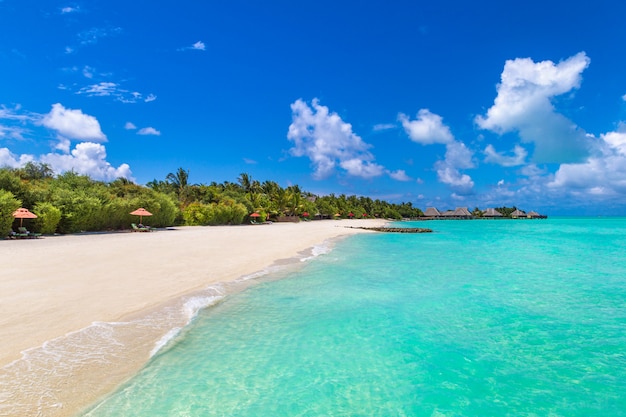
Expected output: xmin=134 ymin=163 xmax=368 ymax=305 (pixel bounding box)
xmin=80 ymin=218 xmax=626 ymax=416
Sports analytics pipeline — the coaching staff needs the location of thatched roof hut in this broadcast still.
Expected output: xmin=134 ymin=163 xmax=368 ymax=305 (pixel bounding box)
xmin=453 ymin=207 xmax=472 ymax=218
xmin=424 ymin=207 xmax=441 ymax=217
xmin=483 ymin=208 xmax=503 ymax=217
xmin=510 ymin=209 xmax=526 ymax=218
xmin=527 ymin=210 xmax=547 ymax=219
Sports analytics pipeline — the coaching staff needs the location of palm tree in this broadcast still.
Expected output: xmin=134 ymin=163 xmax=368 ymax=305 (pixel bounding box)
xmin=166 ymin=167 xmax=190 ymax=204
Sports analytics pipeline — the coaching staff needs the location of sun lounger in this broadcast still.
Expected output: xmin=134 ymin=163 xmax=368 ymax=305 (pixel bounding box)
xmin=13 ymin=227 xmax=41 ymax=239
xmin=131 ymin=223 xmax=154 ymax=232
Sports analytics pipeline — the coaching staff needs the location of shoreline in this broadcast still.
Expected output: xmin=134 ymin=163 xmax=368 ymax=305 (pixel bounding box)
xmin=0 ymin=219 xmax=386 ymax=417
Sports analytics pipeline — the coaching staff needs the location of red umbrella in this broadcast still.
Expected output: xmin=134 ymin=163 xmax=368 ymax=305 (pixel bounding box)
xmin=302 ymin=212 xmax=309 ymax=217
xmin=250 ymin=212 xmax=261 ymax=218
xmin=12 ymin=208 xmax=37 ymax=227
xmin=130 ymin=208 xmax=152 ymax=224
xmin=362 ymin=213 xmax=368 ymax=217
xmin=348 ymin=212 xmax=354 ymax=218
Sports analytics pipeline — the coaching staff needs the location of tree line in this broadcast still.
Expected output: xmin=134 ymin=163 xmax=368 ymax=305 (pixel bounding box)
xmin=0 ymin=163 xmax=423 ymax=236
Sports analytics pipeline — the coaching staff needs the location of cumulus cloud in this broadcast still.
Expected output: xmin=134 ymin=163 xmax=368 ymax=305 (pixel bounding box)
xmin=125 ymin=122 xmax=137 ymax=130
xmin=399 ymin=109 xmax=454 ymax=145
xmin=287 ymin=98 xmax=385 ymax=179
xmin=41 ymin=103 xmax=106 ymax=142
xmin=548 ymin=127 xmax=626 ymax=197
xmin=400 ymin=109 xmax=474 ymax=193
xmin=388 ymin=169 xmax=411 ymax=181
xmin=476 ymin=52 xmax=592 ymax=164
xmin=40 ymin=142 xmax=132 ymax=181
xmin=434 ymin=141 xmax=475 ymax=193
xmin=484 ymin=144 xmax=528 ymax=166
xmin=0 ymin=148 xmax=34 ymax=167
xmin=137 ymin=127 xmax=161 ymax=136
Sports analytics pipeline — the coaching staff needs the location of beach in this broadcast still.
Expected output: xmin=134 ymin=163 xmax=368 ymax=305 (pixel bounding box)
xmin=0 ymin=219 xmax=385 ymax=417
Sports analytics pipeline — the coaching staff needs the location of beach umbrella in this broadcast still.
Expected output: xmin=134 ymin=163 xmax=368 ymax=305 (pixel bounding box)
xmin=348 ymin=212 xmax=354 ymax=218
xmin=362 ymin=213 xmax=368 ymax=218
xmin=302 ymin=212 xmax=309 ymax=217
xmin=250 ymin=212 xmax=261 ymax=218
xmin=12 ymin=208 xmax=37 ymax=227
xmin=130 ymin=207 xmax=152 ymax=224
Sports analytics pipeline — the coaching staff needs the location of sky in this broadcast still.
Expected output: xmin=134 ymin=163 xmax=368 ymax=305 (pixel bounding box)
xmin=1 ymin=1 xmax=626 ymax=215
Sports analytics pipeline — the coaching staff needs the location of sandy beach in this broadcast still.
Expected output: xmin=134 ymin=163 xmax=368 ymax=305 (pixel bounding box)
xmin=0 ymin=219 xmax=385 ymax=417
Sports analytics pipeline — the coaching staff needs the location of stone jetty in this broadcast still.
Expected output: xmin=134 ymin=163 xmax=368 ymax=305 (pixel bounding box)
xmin=345 ymin=226 xmax=432 ymax=233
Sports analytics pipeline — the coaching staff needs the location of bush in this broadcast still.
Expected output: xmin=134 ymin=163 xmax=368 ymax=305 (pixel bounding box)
xmin=33 ymin=202 xmax=62 ymax=234
xmin=0 ymin=190 xmax=21 ymax=237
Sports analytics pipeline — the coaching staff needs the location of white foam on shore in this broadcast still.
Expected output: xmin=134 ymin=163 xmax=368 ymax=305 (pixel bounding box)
xmin=150 ymin=291 xmax=225 ymax=357
xmin=300 ymin=241 xmax=332 ymax=262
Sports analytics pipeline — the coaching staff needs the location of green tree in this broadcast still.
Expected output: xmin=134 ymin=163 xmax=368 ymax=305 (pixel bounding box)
xmin=33 ymin=202 xmax=62 ymax=234
xmin=0 ymin=190 xmax=21 ymax=237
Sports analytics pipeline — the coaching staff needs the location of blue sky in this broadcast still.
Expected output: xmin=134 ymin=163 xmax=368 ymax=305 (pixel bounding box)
xmin=1 ymin=1 xmax=626 ymax=214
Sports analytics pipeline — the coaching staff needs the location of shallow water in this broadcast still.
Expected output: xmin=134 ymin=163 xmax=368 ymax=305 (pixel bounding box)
xmin=80 ymin=218 xmax=626 ymax=416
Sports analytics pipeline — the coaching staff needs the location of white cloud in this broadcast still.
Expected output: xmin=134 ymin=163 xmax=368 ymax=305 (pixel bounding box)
xmin=622 ymin=93 xmax=626 ymax=101
xmin=0 ymin=148 xmax=34 ymax=167
xmin=476 ymin=52 xmax=592 ymax=164
xmin=61 ymin=6 xmax=79 ymax=14
xmin=399 ymin=109 xmax=454 ymax=145
xmin=77 ymin=82 xmax=155 ymax=104
xmin=339 ymin=158 xmax=385 ymax=178
xmin=373 ymin=123 xmax=396 ymax=132
xmin=484 ymin=144 xmax=528 ymax=166
xmin=179 ymin=41 xmax=206 ymax=52
xmin=137 ymin=127 xmax=161 ymax=136
xmin=82 ymin=66 xmax=95 ymax=79
xmin=548 ymin=127 xmax=626 ymax=197
xmin=125 ymin=122 xmax=137 ymax=130
xmin=40 ymin=142 xmax=132 ymax=181
xmin=78 ymin=82 xmax=118 ymax=97
xmin=388 ymin=169 xmax=411 ymax=181
xmin=400 ymin=109 xmax=474 ymax=192
xmin=243 ymin=158 xmax=257 ymax=164
xmin=41 ymin=103 xmax=107 ymax=142
xmin=287 ymin=98 xmax=385 ymax=179
xmin=192 ymin=41 xmax=206 ymax=51
xmin=435 ymin=145 xmax=475 ymax=193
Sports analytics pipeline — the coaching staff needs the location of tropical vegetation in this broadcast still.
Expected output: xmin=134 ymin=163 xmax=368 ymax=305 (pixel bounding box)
xmin=0 ymin=163 xmax=423 ymax=236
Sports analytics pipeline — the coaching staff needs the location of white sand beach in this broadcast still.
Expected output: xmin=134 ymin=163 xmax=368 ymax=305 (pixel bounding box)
xmin=0 ymin=219 xmax=386 ymax=417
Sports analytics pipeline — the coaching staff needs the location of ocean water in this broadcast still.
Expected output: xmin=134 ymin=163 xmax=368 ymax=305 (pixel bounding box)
xmin=79 ymin=218 xmax=626 ymax=417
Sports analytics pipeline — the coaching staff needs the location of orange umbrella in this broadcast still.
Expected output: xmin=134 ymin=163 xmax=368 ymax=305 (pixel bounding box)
xmin=130 ymin=207 xmax=152 ymax=224
xmin=250 ymin=212 xmax=261 ymax=218
xmin=12 ymin=208 xmax=37 ymax=227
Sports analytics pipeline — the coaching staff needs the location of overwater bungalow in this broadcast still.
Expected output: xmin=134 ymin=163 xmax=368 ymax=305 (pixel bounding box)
xmin=526 ymin=210 xmax=547 ymax=219
xmin=423 ymin=207 xmax=441 ymax=218
xmin=483 ymin=208 xmax=503 ymax=218
xmin=510 ymin=209 xmax=526 ymax=218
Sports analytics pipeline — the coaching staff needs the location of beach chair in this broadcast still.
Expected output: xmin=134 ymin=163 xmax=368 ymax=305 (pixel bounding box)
xmin=131 ymin=223 xmax=153 ymax=232
xmin=17 ymin=227 xmax=41 ymax=238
